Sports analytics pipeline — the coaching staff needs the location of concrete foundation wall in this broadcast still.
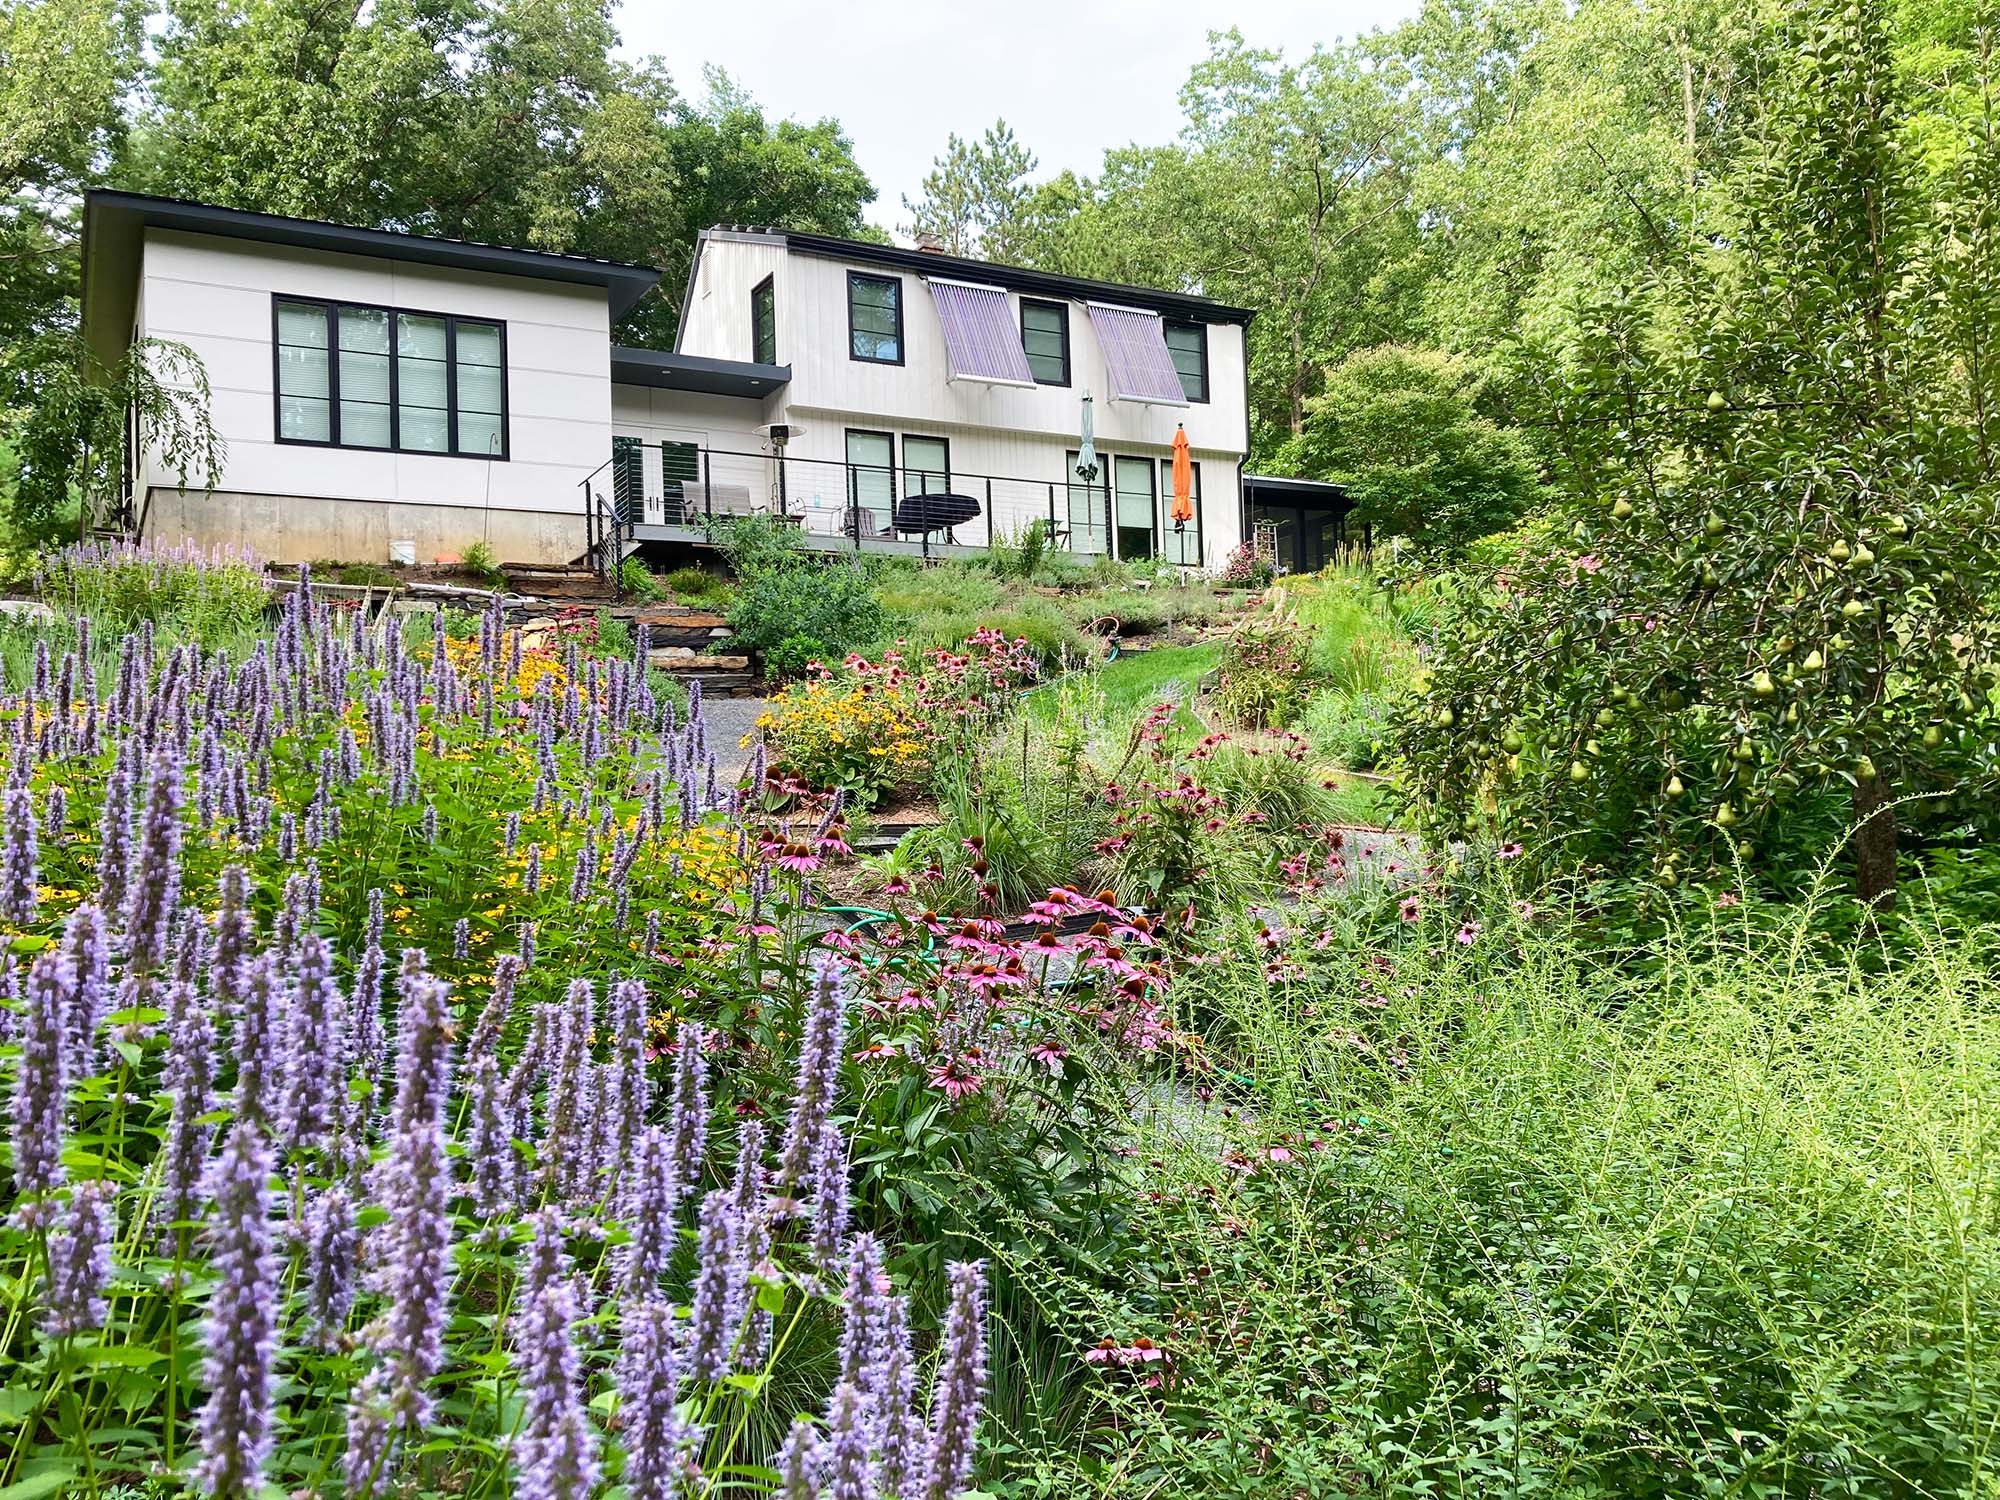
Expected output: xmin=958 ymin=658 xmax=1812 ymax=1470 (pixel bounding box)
xmin=144 ymin=489 xmax=586 ymax=566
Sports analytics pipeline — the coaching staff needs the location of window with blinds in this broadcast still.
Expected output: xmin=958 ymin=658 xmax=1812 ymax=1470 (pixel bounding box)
xmin=273 ymin=297 xmax=508 ymax=458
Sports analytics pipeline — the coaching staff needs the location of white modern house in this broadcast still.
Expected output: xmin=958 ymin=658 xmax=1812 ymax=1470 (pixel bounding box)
xmin=82 ymin=191 xmax=1348 ymax=571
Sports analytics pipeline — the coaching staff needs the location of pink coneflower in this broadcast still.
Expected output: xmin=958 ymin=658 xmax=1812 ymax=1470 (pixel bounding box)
xmin=1455 ymin=921 xmax=1483 ymax=946
xmin=1498 ymin=842 xmax=1524 ymax=860
xmin=1398 ymin=895 xmax=1421 ymax=923
xmin=1514 ymin=900 xmax=1537 ymax=920
xmin=881 ymin=875 xmax=910 ymax=897
xmin=774 ymin=844 xmax=821 ymax=875
xmin=1027 ymin=1041 xmax=1067 ymax=1073
xmin=1716 ymin=891 xmax=1741 ymax=908
xmin=852 ymin=1042 xmax=898 ymax=1063
xmin=926 ymin=1057 xmax=984 ymax=1102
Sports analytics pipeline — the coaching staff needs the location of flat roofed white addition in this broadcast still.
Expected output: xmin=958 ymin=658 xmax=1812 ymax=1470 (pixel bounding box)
xmin=926 ymin=278 xmax=1037 ymax=387
xmin=1085 ymin=302 xmax=1190 ymax=406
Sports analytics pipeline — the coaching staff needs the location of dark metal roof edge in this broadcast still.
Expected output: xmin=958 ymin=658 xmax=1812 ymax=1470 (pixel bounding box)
xmin=749 ymin=227 xmax=1254 ymax=325
xmin=610 ymin=345 xmax=790 ymax=396
xmin=84 ymin=189 xmax=662 ymax=317
xmin=1244 ymin=473 xmax=1350 ymax=498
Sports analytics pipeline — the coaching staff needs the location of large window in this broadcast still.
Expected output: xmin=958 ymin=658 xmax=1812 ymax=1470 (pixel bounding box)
xmin=845 ymin=429 xmax=895 ymax=535
xmin=274 ymin=297 xmax=508 ymax=458
xmin=1021 ymin=299 xmax=1069 ymax=385
xmin=1159 ymin=457 xmax=1202 ymax=567
xmin=1114 ymin=455 xmax=1157 ymax=561
xmin=751 ymin=276 xmax=777 ymax=365
xmin=847 ymin=273 xmax=903 ymax=364
xmin=662 ymin=440 xmax=700 ymax=521
xmin=1065 ymin=450 xmax=1106 ymax=555
xmin=611 ymin=436 xmax=645 ymax=523
xmin=902 ymin=435 xmax=950 ymax=497
xmin=1163 ymin=320 xmax=1208 ymax=404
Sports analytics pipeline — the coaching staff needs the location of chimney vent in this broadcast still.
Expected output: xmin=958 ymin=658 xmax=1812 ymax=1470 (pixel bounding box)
xmin=914 ymin=231 xmax=946 ymax=254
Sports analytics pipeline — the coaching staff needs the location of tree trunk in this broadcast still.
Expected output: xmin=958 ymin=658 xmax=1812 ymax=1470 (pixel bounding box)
xmin=1852 ymin=775 xmax=1898 ymax=912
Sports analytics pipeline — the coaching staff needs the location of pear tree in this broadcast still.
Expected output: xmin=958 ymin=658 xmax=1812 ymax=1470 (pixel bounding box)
xmin=1395 ymin=0 xmax=2000 ymax=910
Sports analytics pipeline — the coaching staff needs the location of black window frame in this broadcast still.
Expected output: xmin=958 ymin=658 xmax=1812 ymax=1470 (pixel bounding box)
xmin=846 ymin=271 xmax=905 ymax=366
xmin=1162 ymin=319 xmax=1209 ymax=404
xmin=1020 ymin=297 xmax=1070 ymax=386
xmin=750 ymin=275 xmax=777 ymax=365
xmin=270 ymin=294 xmax=510 ymax=460
xmin=1158 ymin=455 xmax=1205 ymax=566
xmin=901 ymin=433 xmax=951 ymax=496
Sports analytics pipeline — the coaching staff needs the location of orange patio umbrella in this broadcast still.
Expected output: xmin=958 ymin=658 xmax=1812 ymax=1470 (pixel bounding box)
xmin=1170 ymin=424 xmax=1194 ymax=527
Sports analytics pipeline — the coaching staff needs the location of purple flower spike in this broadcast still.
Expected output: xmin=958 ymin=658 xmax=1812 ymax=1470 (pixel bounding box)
xmin=467 ymin=1051 xmax=517 ymax=1223
xmin=123 ymin=740 xmax=185 ymax=974
xmin=195 ymin=1121 xmax=279 ymax=1500
xmin=60 ymin=902 xmax=109 ymax=1079
xmin=156 ymin=977 xmax=216 ymax=1246
xmin=231 ymin=956 xmax=284 ymax=1130
xmin=836 ymin=1234 xmax=887 ymax=1396
xmin=668 ymin=1022 xmax=709 ymax=1190
xmin=44 ymin=1178 xmax=117 ymax=1338
xmin=824 ymin=1381 xmax=875 ymax=1500
xmin=618 ymin=1126 xmax=679 ymax=1296
xmin=511 ymin=1213 xmax=601 ymax=1500
xmin=684 ymin=1190 xmax=739 ymax=1384
xmin=776 ymin=1417 xmax=820 ymax=1500
xmin=920 ymin=1260 xmax=991 ymax=1500
xmin=616 ymin=1299 xmax=694 ymax=1500
xmin=281 ymin=933 xmax=345 ymax=1155
xmin=10 ymin=952 xmax=73 ymax=1220
xmin=1 ymin=783 xmax=38 ymax=925
xmin=303 ymin=1183 xmax=357 ymax=1350
xmin=871 ymin=1294 xmax=921 ymax=1500
xmin=778 ymin=957 xmax=849 ymax=1190
xmin=368 ymin=957 xmax=455 ymax=1434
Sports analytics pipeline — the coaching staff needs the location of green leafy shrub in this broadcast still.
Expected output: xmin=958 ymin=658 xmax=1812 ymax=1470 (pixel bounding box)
xmin=727 ymin=557 xmax=885 ymax=664
xmin=662 ymin=565 xmax=735 ymax=609
xmin=1300 ymin=686 xmax=1393 ymax=769
xmin=618 ymin=556 xmax=669 ymax=601
xmin=1211 ymin=623 xmax=1312 ymax=729
xmin=765 ymin=633 xmax=831 ymax=679
xmin=460 ymin=538 xmax=505 ymax=587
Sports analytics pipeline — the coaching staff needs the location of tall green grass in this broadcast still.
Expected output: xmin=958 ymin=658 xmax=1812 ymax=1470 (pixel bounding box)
xmin=1004 ymin=896 xmax=2000 ymax=1497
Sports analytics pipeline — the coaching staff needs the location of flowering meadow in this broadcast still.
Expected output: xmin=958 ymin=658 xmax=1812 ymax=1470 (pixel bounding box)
xmin=0 ymin=575 xmax=1187 ymax=1499
xmin=3 ymin=541 xmax=1999 ymax=1499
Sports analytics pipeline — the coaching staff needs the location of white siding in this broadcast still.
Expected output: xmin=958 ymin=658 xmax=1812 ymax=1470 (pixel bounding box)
xmin=137 ymin=228 xmax=610 ymax=517
xmin=671 ymin=238 xmax=1248 ymax=566
xmin=610 ymin=384 xmax=778 ymax=517
xmin=678 ymin=237 xmax=790 ymax=367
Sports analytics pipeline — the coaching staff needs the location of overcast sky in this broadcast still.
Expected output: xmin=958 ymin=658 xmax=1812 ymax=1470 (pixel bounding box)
xmin=614 ymin=0 xmax=1424 ymax=242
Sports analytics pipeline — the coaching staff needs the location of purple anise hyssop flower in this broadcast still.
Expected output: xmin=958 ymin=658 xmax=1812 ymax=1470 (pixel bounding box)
xmin=823 ymin=1381 xmax=875 ymax=1500
xmin=156 ymin=978 xmax=216 ymax=1246
xmin=368 ymin=958 xmax=455 ymax=1436
xmin=920 ymin=1260 xmax=991 ymax=1500
xmin=684 ymin=1190 xmax=739 ymax=1384
xmin=281 ymin=933 xmax=346 ymax=1155
xmin=61 ymin=902 xmax=109 ymax=1079
xmin=44 ymin=1178 xmax=117 ymax=1338
xmin=1 ymin=783 xmax=38 ymax=926
xmin=776 ymin=1417 xmax=820 ymax=1500
xmin=668 ymin=1021 xmax=709 ymax=1190
xmin=10 ymin=952 xmax=73 ymax=1222
xmin=195 ymin=1121 xmax=279 ymax=1500
xmin=616 ymin=1299 xmax=694 ymax=1500
xmin=123 ymin=739 xmax=185 ymax=973
xmin=303 ymin=1183 xmax=357 ymax=1351
xmin=778 ymin=956 xmax=849 ymax=1191
xmin=871 ymin=1294 xmax=921 ymax=1500
xmin=466 ymin=1051 xmax=516 ymax=1222
xmin=618 ymin=1126 xmax=679 ymax=1295
xmin=511 ymin=1213 xmax=600 ymax=1500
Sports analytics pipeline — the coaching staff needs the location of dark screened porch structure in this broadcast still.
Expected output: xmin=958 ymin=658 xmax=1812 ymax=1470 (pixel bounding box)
xmin=1242 ymin=473 xmax=1364 ymax=574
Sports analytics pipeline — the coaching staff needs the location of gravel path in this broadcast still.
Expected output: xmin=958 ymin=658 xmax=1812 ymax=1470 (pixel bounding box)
xmin=693 ymin=690 xmax=771 ymax=781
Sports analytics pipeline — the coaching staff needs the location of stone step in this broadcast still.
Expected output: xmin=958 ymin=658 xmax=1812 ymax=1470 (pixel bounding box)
xmin=649 ymin=650 xmax=750 ymax=672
